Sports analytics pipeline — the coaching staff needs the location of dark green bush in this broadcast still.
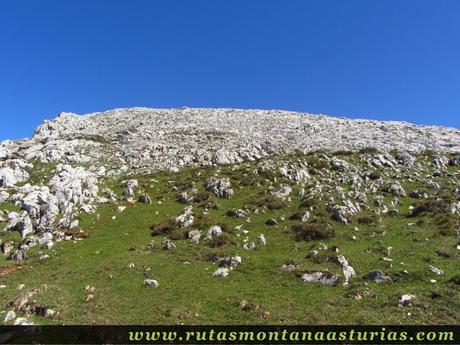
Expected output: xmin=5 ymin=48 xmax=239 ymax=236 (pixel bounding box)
xmin=410 ymin=200 xmax=445 ymax=217
xmin=289 ymin=212 xmax=305 ymax=220
xmin=208 ymin=234 xmax=233 ymax=248
xmin=332 ymin=150 xmax=354 ymax=156
xmin=193 ymin=191 xmax=211 ymax=203
xmin=193 ymin=214 xmax=213 ymax=229
xmin=254 ymin=196 xmax=285 ymax=210
xmin=168 ymin=229 xmax=189 ymax=240
xmin=357 ymin=216 xmax=376 ymax=225
xmin=291 ymin=222 xmax=334 ymax=241
xmin=151 ymin=219 xmax=176 ymax=236
xmin=368 ymin=172 xmax=381 ymax=180
xmin=299 ymin=198 xmax=315 ymax=208
xmin=359 ymin=147 xmax=380 ymax=155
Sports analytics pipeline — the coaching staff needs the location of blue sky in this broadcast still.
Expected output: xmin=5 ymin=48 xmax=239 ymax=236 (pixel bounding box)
xmin=1 ymin=0 xmax=459 ymax=140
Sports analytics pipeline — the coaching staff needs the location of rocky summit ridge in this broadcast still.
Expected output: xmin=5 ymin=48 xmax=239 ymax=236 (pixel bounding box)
xmin=2 ymin=107 xmax=459 ymax=175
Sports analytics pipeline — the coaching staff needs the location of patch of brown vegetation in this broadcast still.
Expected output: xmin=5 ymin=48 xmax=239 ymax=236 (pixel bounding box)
xmin=65 ymin=227 xmax=88 ymax=238
xmin=0 ymin=265 xmax=25 ymax=276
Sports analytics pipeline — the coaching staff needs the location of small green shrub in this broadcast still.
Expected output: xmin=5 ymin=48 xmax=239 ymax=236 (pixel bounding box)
xmin=254 ymin=196 xmax=285 ymax=210
xmin=151 ymin=219 xmax=176 ymax=236
xmin=168 ymin=229 xmax=189 ymax=240
xmin=299 ymin=198 xmax=315 ymax=208
xmin=359 ymin=147 xmax=379 ymax=155
xmin=368 ymin=172 xmax=381 ymax=180
xmin=410 ymin=200 xmax=446 ymax=217
xmin=357 ymin=216 xmax=376 ymax=225
xmin=289 ymin=212 xmax=305 ymax=220
xmin=332 ymin=150 xmax=354 ymax=156
xmin=193 ymin=214 xmax=213 ymax=229
xmin=193 ymin=192 xmax=211 ymax=203
xmin=208 ymin=234 xmax=233 ymax=248
xmin=291 ymin=222 xmax=334 ymax=241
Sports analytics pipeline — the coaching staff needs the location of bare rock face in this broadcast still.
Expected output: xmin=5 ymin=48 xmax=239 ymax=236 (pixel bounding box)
xmin=48 ymin=164 xmax=99 ymax=226
xmin=1 ymin=107 xmax=458 ymax=176
xmin=0 ymin=159 xmax=32 ymax=187
xmin=0 ymin=161 xmax=100 ymax=260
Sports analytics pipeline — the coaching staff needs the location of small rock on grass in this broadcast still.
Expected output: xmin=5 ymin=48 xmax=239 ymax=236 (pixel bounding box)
xmin=257 ymin=234 xmax=267 ymax=246
xmin=4 ymin=310 xmax=16 ymax=323
xmin=300 ymin=271 xmax=339 ymax=287
xmin=365 ymin=270 xmax=392 ymax=283
xmin=13 ymin=317 xmax=34 ymax=325
xmin=144 ymin=279 xmax=159 ymax=287
xmin=428 ymin=264 xmax=444 ymax=276
xmin=398 ymin=294 xmax=416 ymax=307
xmin=212 ymin=267 xmax=230 ymax=278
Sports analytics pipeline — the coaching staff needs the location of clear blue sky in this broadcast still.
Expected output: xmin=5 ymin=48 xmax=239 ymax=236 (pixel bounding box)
xmin=1 ymin=0 xmax=459 ymax=140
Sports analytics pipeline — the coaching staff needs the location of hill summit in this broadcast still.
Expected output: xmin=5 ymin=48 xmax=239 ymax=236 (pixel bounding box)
xmin=2 ymin=107 xmax=459 ymax=175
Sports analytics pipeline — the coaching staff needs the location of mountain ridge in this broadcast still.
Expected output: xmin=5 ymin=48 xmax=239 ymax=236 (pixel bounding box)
xmin=1 ymin=107 xmax=458 ymax=178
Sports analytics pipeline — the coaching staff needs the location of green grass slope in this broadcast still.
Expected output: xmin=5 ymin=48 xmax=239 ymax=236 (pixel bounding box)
xmin=1 ymin=152 xmax=459 ymax=324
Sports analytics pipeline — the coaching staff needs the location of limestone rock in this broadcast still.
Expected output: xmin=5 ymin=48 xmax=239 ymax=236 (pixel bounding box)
xmin=3 ymin=310 xmax=16 ymax=323
xmin=398 ymin=294 xmax=416 ymax=307
xmin=144 ymin=279 xmax=159 ymax=287
xmin=204 ymin=177 xmax=234 ymax=198
xmin=365 ymin=270 xmax=392 ymax=283
xmin=0 ymin=159 xmax=32 ymax=187
xmin=208 ymin=225 xmax=222 ymax=237
xmin=121 ymin=179 xmax=138 ymax=201
xmin=188 ymin=229 xmax=201 ymax=244
xmin=175 ymin=206 xmax=194 ymax=228
xmin=300 ymin=271 xmax=339 ymax=287
xmin=212 ymin=267 xmax=230 ymax=278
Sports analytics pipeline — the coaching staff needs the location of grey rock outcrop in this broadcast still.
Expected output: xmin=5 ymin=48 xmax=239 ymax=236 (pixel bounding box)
xmin=188 ymin=229 xmax=201 ymax=244
xmin=300 ymin=271 xmax=339 ymax=287
xmin=204 ymin=177 xmax=234 ymax=198
xmin=0 ymin=159 xmax=32 ymax=187
xmin=48 ymin=164 xmax=99 ymax=227
xmin=271 ymin=184 xmax=292 ymax=200
xmin=329 ymin=255 xmax=356 ymax=286
xmin=212 ymin=267 xmax=230 ymax=278
xmin=121 ymin=179 xmax=138 ymax=201
xmin=365 ymin=270 xmax=392 ymax=283
xmin=387 ymin=182 xmax=406 ymax=197
xmin=214 ymin=256 xmax=242 ymax=269
xmin=207 ymin=225 xmax=222 ymax=237
xmin=449 ymin=156 xmax=460 ymax=166
xmin=175 ymin=206 xmax=194 ymax=228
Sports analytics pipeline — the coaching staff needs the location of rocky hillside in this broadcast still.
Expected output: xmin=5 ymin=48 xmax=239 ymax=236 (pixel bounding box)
xmin=0 ymin=108 xmax=459 ymax=325
xmin=2 ymin=107 xmax=460 ymax=175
